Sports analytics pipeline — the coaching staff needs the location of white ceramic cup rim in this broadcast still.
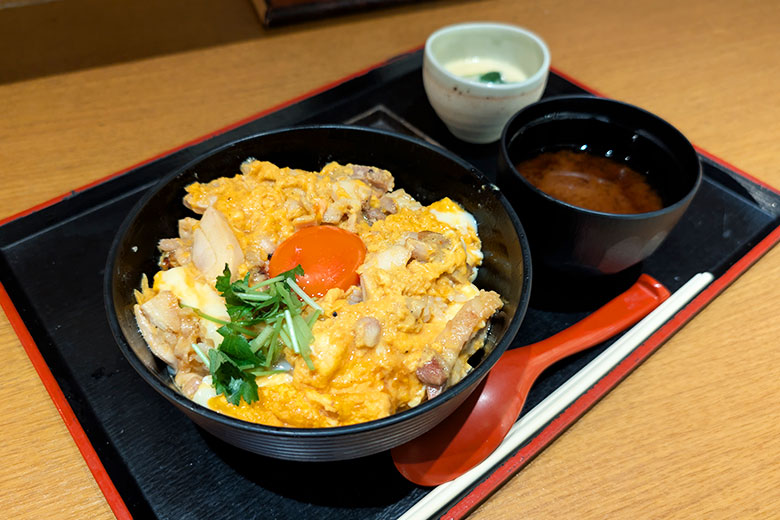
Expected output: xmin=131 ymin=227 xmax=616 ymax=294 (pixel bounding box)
xmin=424 ymin=22 xmax=551 ymax=92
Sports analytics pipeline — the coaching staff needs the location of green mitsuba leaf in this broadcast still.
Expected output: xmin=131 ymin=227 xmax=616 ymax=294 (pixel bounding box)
xmin=192 ymin=264 xmax=318 ymax=406
xmin=478 ymin=71 xmax=505 ymax=84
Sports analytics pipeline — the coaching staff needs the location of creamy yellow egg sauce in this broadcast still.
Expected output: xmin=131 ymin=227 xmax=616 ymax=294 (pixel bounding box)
xmin=183 ymin=161 xmax=372 ymax=269
xmin=153 ymin=267 xmax=228 ymax=348
xmin=136 ymin=160 xmax=500 ymax=428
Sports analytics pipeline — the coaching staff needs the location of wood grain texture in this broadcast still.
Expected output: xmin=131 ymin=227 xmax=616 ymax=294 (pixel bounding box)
xmin=0 ymin=0 xmax=777 ymax=518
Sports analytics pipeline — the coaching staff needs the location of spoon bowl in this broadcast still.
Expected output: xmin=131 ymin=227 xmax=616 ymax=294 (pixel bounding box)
xmin=392 ymin=273 xmax=670 ymax=486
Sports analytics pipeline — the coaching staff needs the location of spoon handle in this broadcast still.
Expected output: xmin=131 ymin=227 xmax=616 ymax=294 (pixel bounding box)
xmin=525 ymin=274 xmax=670 ymax=376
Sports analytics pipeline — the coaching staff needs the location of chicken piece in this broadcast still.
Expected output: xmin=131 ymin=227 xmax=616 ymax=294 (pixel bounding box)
xmin=247 ymin=264 xmax=268 ymax=286
xmin=135 ymin=290 xmax=206 ymax=377
xmin=408 ymin=231 xmax=452 ymax=263
xmin=362 ymin=194 xmax=399 ymax=224
xmin=403 ymin=232 xmax=433 ymax=262
xmin=284 ymin=198 xmax=304 ymax=218
xmin=347 ymin=285 xmax=363 ymax=305
xmin=371 ymin=244 xmax=412 ymax=271
xmin=418 ymin=230 xmax=451 ymax=250
xmin=359 ymin=244 xmax=413 ymax=301
xmin=182 ymin=191 xmax=217 ymax=214
xmin=134 ymin=291 xmax=184 ymax=367
xmin=385 ymin=189 xmax=422 ymax=211
xmin=415 ymin=290 xmax=503 ymax=397
xmin=322 ymin=199 xmax=351 ymax=225
xmin=405 ymin=295 xmax=439 ymax=323
xmin=175 ymin=371 xmax=203 ymax=398
xmin=416 ymin=354 xmax=449 ymax=400
xmin=252 ymin=234 xmax=277 ymax=259
xmin=158 ymin=239 xmax=185 ymax=269
xmin=349 ymin=164 xmax=394 ymax=194
xmin=363 ymin=207 xmax=387 ymax=224
xmin=416 ymin=354 xmax=448 ymax=386
xmin=426 ymin=386 xmax=444 ymax=400
xmin=178 ymin=217 xmax=197 ymax=240
xmin=436 ymin=290 xmax=502 ymax=371
xmin=135 ymin=306 xmax=176 ymax=368
xmin=353 ymin=317 xmax=382 ymax=348
xmin=323 ymin=179 xmax=374 ymax=229
xmin=360 ymin=229 xmax=455 ymax=300
xmin=292 ymin=214 xmax=317 ymax=230
xmin=378 ymin=195 xmax=397 ymax=214
xmin=139 ymin=291 xmax=182 ymax=333
xmin=157 ymin=217 xmax=198 ymax=269
xmin=191 ymin=206 xmax=244 ymax=282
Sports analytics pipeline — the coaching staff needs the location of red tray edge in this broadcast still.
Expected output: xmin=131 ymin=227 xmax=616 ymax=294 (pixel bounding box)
xmin=0 ymin=48 xmax=778 ymax=520
xmin=443 ymin=223 xmax=780 ymax=519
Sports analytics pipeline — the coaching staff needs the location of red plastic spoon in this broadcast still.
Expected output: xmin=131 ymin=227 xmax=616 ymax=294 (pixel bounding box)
xmin=392 ymin=274 xmax=670 ymax=486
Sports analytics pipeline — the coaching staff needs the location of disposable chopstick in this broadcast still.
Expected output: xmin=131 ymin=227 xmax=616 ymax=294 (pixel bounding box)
xmin=399 ymin=271 xmax=715 ymax=520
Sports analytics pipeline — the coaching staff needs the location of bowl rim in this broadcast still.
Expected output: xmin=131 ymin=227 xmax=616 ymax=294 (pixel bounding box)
xmin=104 ymin=123 xmax=532 ymax=439
xmin=499 ymin=94 xmax=703 ymax=220
xmin=424 ymin=21 xmax=551 ymax=93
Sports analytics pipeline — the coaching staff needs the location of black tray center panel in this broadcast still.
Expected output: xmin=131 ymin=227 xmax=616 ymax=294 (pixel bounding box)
xmin=0 ymin=50 xmax=777 ymax=520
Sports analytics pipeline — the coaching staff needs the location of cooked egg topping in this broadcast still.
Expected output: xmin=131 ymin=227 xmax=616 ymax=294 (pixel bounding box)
xmin=153 ymin=267 xmax=228 ymax=348
xmin=134 ymin=160 xmax=502 ymax=428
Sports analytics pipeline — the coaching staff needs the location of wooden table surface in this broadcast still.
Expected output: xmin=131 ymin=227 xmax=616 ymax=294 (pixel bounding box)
xmin=1 ymin=0 xmax=778 ymax=518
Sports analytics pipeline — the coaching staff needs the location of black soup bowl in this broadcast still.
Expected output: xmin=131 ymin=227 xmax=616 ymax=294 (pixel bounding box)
xmin=498 ymin=95 xmax=701 ymax=283
xmin=105 ymin=125 xmax=532 ymax=461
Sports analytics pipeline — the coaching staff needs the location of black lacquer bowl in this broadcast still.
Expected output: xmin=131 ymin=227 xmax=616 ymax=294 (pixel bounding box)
xmin=105 ymin=125 xmax=532 ymax=461
xmin=498 ymin=95 xmax=702 ymax=280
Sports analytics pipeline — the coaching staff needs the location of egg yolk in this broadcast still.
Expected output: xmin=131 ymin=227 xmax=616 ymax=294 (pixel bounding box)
xmin=268 ymin=225 xmax=366 ymax=297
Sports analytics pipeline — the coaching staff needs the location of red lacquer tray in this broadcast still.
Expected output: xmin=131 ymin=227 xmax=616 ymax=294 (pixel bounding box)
xmin=1 ymin=49 xmax=778 ymax=520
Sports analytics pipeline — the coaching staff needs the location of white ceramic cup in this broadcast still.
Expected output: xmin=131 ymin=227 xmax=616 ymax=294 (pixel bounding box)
xmin=423 ymin=22 xmax=551 ymax=144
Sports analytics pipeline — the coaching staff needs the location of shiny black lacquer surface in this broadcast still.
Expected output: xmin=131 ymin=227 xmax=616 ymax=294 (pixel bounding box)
xmin=106 ymin=125 xmax=532 ymax=462
xmin=0 ymin=50 xmax=778 ymax=519
xmin=498 ymin=95 xmax=702 ymax=282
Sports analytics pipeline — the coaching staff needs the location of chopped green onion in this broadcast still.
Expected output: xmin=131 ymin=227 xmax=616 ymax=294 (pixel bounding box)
xmin=264 ymin=318 xmax=284 ymax=368
xmin=249 ymin=325 xmax=275 ymax=354
xmin=247 ymin=368 xmax=286 ymax=377
xmin=181 ymin=303 xmax=259 ymax=337
xmin=186 ymin=264 xmax=318 ymax=405
xmin=191 ymin=343 xmax=210 ymax=366
xmin=247 ymin=273 xmax=289 ymax=289
xmin=286 ymin=278 xmax=323 ymax=312
xmin=236 ymin=292 xmax=274 ymax=302
xmin=307 ymin=308 xmax=322 ymax=328
xmin=284 ymin=309 xmax=299 ymax=353
xmin=279 ymin=327 xmax=292 ymax=350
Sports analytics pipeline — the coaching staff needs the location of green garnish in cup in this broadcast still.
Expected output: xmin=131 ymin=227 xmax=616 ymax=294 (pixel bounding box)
xmin=478 ymin=71 xmax=506 ymax=84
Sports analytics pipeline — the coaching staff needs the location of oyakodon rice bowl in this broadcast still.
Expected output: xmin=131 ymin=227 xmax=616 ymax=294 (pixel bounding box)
xmin=106 ymin=126 xmax=531 ymax=460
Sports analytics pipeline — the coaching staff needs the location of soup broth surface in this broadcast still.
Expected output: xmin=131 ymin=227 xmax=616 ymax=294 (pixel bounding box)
xmin=515 ymin=149 xmax=663 ymax=214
